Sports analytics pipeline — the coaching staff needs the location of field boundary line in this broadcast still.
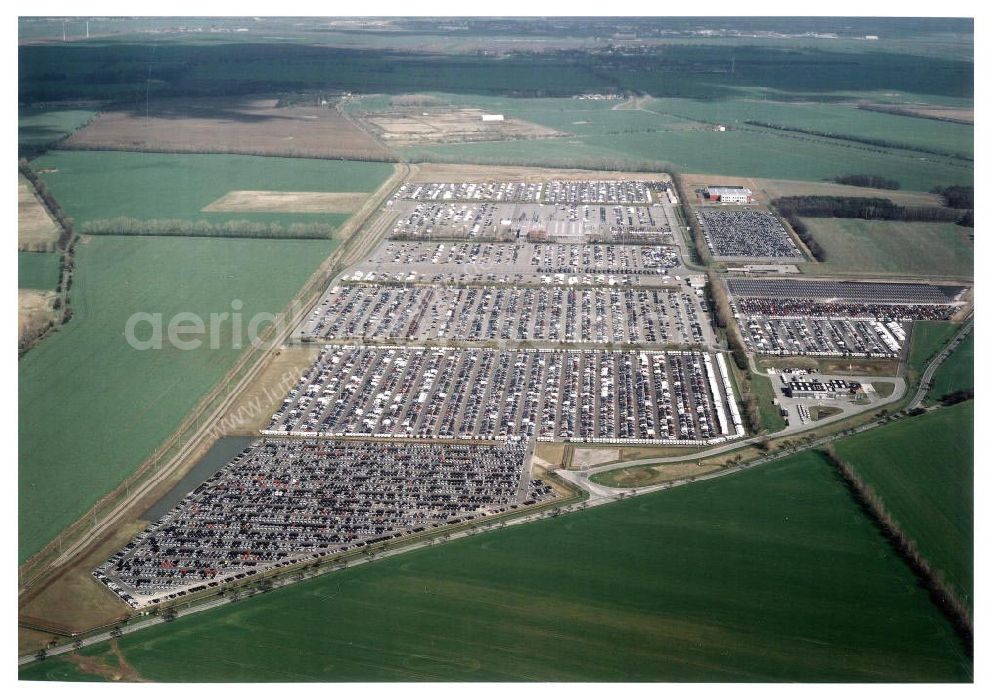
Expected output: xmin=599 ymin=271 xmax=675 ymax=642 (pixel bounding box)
xmin=18 ymin=162 xmax=409 ymax=596
xmin=18 ymin=466 xmax=583 ymax=655
xmin=822 ymin=447 xmax=972 ymax=656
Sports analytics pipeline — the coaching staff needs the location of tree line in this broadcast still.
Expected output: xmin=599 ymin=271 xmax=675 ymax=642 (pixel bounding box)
xmin=19 ymin=159 xmax=75 ymax=249
xmin=939 ymin=388 xmax=973 ymax=406
xmin=779 ymin=211 xmax=826 ymax=262
xmin=663 ymin=168 xmax=708 ymax=267
xmin=18 ymin=159 xmax=78 ymax=354
xmin=744 ymin=120 xmax=973 ymax=162
xmin=823 ymin=447 xmax=972 ymax=657
xmin=832 ymin=174 xmax=900 ymax=190
xmin=703 ymin=273 xmax=761 ymax=433
xmin=933 ymin=185 xmax=973 ymax=209
xmin=411 ymin=151 xmax=675 ymax=174
xmin=56 ymin=143 xmax=398 ymax=163
xmin=78 ymin=217 xmax=337 ymax=240
xmin=773 ymin=195 xmax=960 ymax=223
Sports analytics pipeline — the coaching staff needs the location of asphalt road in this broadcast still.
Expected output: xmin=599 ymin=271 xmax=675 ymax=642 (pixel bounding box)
xmin=19 ymin=311 xmax=971 ymax=667
xmin=908 ymin=313 xmax=973 ymax=411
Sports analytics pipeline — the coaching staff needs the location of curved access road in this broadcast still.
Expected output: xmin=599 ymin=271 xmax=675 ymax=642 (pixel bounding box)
xmin=908 ymin=313 xmax=973 ymax=411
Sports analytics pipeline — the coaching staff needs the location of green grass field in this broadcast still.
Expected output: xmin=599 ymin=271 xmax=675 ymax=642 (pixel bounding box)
xmin=18 ymin=108 xmax=96 ymax=148
xmin=646 ymin=97 xmax=973 ymax=159
xmin=385 ymin=93 xmax=971 ymax=192
xmin=18 ymin=251 xmax=61 ymax=290
xmin=24 ymin=451 xmax=970 ymax=682
xmin=402 ymin=125 xmax=971 ymax=192
xmin=928 ymin=330 xmax=974 ymax=401
xmin=18 ymin=656 xmax=104 ymax=682
xmin=832 ymin=401 xmax=973 ymax=608
xmin=32 ymin=151 xmax=393 ymax=230
xmin=908 ymin=321 xmax=961 ymax=383
xmin=798 ymin=218 xmax=972 ymax=279
xmin=18 ymin=236 xmax=336 ymax=561
xmin=750 ymin=371 xmax=786 ymax=433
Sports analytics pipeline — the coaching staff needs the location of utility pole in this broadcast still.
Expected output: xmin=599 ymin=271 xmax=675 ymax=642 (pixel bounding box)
xmin=62 ymin=21 xmax=66 ymax=42
xmin=86 ymin=21 xmax=90 ymax=39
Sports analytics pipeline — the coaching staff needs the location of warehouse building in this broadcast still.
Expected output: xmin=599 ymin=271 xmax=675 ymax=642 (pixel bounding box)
xmin=705 ymin=186 xmax=752 ymax=204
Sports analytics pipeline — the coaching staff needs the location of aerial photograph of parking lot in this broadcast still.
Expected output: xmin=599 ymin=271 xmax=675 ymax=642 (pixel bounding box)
xmin=16 ymin=11 xmax=977 ymax=688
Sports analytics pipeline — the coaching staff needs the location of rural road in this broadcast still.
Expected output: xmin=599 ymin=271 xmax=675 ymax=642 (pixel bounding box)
xmin=18 ymin=492 xmax=587 ymax=666
xmin=19 ymin=310 xmax=970 ymax=666
xmin=558 ymin=391 xmax=910 ymax=505
xmin=908 ymin=314 xmax=973 ymax=411
xmin=559 ymin=313 xmax=971 ymax=499
xmin=569 ymin=369 xmax=906 ymax=482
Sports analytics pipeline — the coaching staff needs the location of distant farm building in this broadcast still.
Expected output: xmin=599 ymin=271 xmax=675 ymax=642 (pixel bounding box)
xmin=482 ymin=114 xmax=505 ymax=122
xmin=705 ymin=186 xmax=752 ymax=204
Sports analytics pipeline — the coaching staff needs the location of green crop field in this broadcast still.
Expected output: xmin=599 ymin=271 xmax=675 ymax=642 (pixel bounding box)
xmin=32 ymin=151 xmax=392 ymax=231
xmin=645 ymin=98 xmax=973 ymax=160
xmin=24 ymin=451 xmax=970 ymax=682
xmin=18 ymin=251 xmax=61 ymax=290
xmin=18 ymin=656 xmax=104 ymax=682
xmin=832 ymin=401 xmax=973 ymax=608
xmin=19 ymin=236 xmax=335 ymax=561
xmin=18 ymin=108 xmax=96 ymax=149
xmin=798 ymin=218 xmax=972 ymax=279
xmin=908 ymin=321 xmax=962 ymax=382
xmin=929 ymin=330 xmax=974 ymax=401
xmin=402 ymin=124 xmax=971 ymax=192
xmin=389 ymin=94 xmax=971 ymax=191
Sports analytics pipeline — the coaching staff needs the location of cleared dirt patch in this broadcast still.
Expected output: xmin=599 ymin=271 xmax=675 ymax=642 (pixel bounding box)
xmin=66 ymin=639 xmax=146 ymax=682
xmin=18 ymin=627 xmax=58 ymax=657
xmin=203 ymin=190 xmax=370 ymax=214
xmin=571 ymin=448 xmax=620 ymax=470
xmin=756 ymin=355 xmax=899 ymax=377
xmin=592 ymin=461 xmax=722 ymax=488
xmin=809 ymin=405 xmax=844 ymax=421
xmin=18 ymin=179 xmax=60 ymax=251
xmin=18 ymin=289 xmax=57 ymax=346
xmin=62 ymin=96 xmax=394 ymax=160
xmin=532 ymin=442 xmax=567 ymax=471
xmin=19 ymin=517 xmax=141 ymax=638
xmin=216 ymin=345 xmax=322 ymax=436
xmin=362 ymin=107 xmax=564 ymax=145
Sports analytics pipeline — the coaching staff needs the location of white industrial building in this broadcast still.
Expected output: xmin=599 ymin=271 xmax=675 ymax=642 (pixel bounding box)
xmin=706 ymin=186 xmax=752 ymax=204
